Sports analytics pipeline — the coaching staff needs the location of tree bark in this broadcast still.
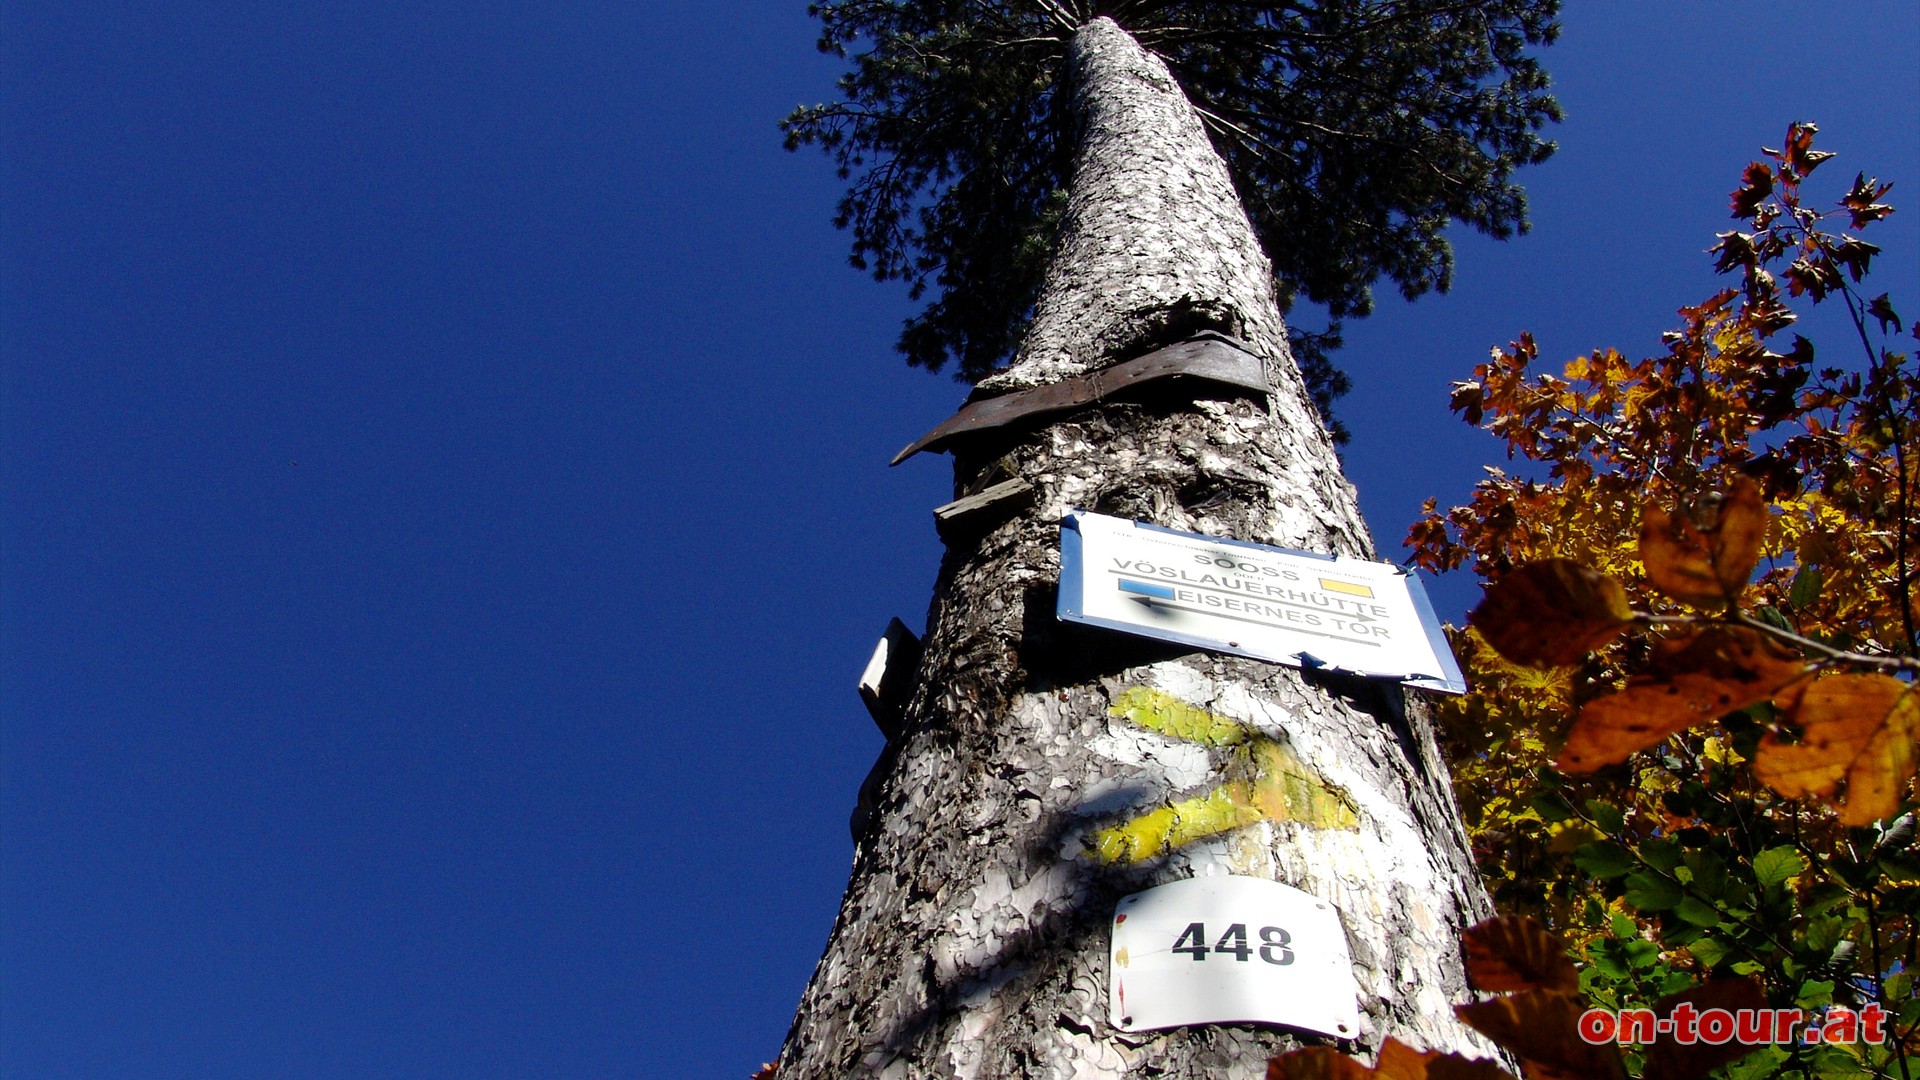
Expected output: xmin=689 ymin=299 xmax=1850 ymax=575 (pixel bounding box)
xmin=779 ymin=18 xmax=1493 ymax=1078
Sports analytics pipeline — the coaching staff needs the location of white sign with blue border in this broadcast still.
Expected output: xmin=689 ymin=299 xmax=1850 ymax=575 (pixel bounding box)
xmin=1058 ymin=510 xmax=1466 ymax=694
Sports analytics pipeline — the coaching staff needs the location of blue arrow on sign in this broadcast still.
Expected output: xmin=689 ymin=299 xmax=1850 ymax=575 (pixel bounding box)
xmin=1118 ymin=579 xmax=1177 ymax=601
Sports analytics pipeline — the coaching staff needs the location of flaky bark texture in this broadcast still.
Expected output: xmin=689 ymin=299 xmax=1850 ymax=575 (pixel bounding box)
xmin=780 ymin=19 xmax=1493 ymax=1078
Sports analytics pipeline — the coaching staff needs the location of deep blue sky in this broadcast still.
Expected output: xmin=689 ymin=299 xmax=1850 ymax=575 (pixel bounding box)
xmin=3 ymin=3 xmax=1915 ymax=1077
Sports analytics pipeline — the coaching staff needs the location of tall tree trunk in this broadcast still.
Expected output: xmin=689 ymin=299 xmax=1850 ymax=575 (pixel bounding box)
xmin=779 ymin=18 xmax=1493 ymax=1078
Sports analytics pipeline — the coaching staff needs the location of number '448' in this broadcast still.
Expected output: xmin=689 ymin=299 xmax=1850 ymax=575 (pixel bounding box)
xmin=1171 ymin=922 xmax=1293 ymax=965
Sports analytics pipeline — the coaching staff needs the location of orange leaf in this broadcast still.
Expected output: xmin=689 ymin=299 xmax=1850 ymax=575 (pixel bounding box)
xmin=1639 ymin=478 xmax=1767 ymax=606
xmin=1756 ymin=674 xmax=1920 ymax=826
xmin=1456 ymin=990 xmax=1626 ymax=1080
xmin=1558 ymin=627 xmax=1807 ymax=771
xmin=1640 ymin=978 xmax=1767 ymax=1080
xmin=1469 ymin=560 xmax=1632 ymax=667
xmin=1461 ymin=916 xmax=1578 ymax=994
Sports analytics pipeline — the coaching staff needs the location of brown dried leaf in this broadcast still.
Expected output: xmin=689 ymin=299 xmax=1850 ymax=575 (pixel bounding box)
xmin=1382 ymin=1040 xmax=1517 ymax=1080
xmin=1457 ymin=990 xmax=1626 ymax=1080
xmin=1469 ymin=560 xmax=1632 ymax=668
xmin=1371 ymin=1041 xmax=1439 ymax=1080
xmin=1461 ymin=916 xmax=1578 ymax=994
xmin=1268 ymin=1047 xmax=1376 ymax=1080
xmin=1756 ymin=674 xmax=1920 ymax=826
xmin=1371 ymin=1040 xmax=1437 ymax=1080
xmin=1639 ymin=478 xmax=1766 ymax=606
xmin=1868 ymin=293 xmax=1902 ymax=335
xmin=1422 ymin=1057 xmax=1517 ymax=1080
xmin=1841 ymin=171 xmax=1896 ymax=230
xmin=1730 ymin=161 xmax=1774 ymax=218
xmin=1559 ymin=627 xmax=1808 ymax=772
xmin=1268 ymin=1041 xmax=1516 ymax=1080
xmin=1640 ymin=978 xmax=1767 ymax=1080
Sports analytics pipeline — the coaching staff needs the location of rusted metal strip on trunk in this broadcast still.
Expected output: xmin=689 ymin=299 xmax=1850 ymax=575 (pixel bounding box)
xmin=890 ymin=332 xmax=1270 ymax=465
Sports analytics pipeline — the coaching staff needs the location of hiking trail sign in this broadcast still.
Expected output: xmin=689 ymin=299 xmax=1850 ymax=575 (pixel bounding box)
xmin=1058 ymin=510 xmax=1466 ymax=694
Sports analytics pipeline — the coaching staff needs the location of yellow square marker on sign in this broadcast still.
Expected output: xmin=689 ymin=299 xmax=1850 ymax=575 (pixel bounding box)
xmin=1318 ymin=578 xmax=1374 ymax=598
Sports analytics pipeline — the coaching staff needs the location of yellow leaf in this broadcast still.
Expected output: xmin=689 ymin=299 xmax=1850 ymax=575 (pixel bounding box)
xmin=1756 ymin=674 xmax=1920 ymax=825
xmin=1700 ymin=735 xmax=1743 ymax=765
xmin=1545 ymin=820 xmax=1602 ymax=853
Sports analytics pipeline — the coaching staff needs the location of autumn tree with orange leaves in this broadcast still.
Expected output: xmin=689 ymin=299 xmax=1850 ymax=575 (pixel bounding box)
xmin=1271 ymin=125 xmax=1917 ymax=1079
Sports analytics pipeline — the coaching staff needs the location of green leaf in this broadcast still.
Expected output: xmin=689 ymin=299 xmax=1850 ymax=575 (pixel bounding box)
xmin=1624 ymin=938 xmax=1662 ymax=969
xmin=1585 ymin=799 xmax=1625 ymax=834
xmin=1609 ymin=912 xmax=1638 ymax=939
xmin=1731 ymin=960 xmax=1763 ymax=976
xmin=1682 ymin=849 xmax=1731 ymax=896
xmin=1719 ymin=1046 xmax=1790 ymax=1080
xmin=1655 ymin=968 xmax=1695 ymax=998
xmin=1752 ymin=845 xmax=1806 ymax=891
xmin=1689 ymin=937 xmax=1732 ymax=968
xmin=1640 ymin=838 xmax=1682 ymax=873
xmin=1805 ymin=915 xmax=1845 ymax=953
xmin=1675 ymin=897 xmax=1722 ymax=926
xmin=1804 ymin=1044 xmax=1866 ymax=1075
xmin=1589 ymin=951 xmax=1629 ymax=979
xmin=1803 ymin=883 xmax=1851 ymax=916
xmin=1528 ymin=791 xmax=1574 ymax=823
xmin=1573 ymin=841 xmax=1635 ymax=878
xmin=1794 ymin=978 xmax=1835 ymax=1008
xmin=1788 ymin=565 xmax=1824 ymax=610
xmin=1877 ymin=853 xmax=1920 ymax=883
xmin=1661 ymin=923 xmax=1704 ymax=946
xmin=1625 ymin=871 xmax=1683 ymax=911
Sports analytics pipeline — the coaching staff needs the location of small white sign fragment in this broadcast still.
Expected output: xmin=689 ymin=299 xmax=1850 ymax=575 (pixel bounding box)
xmin=1058 ymin=510 xmax=1465 ymax=693
xmin=1109 ymin=875 xmax=1359 ymax=1037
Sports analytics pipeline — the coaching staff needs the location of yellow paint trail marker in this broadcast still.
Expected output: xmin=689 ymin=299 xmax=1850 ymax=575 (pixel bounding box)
xmin=1317 ymin=577 xmax=1374 ymax=598
xmin=1091 ymin=688 xmax=1358 ymax=865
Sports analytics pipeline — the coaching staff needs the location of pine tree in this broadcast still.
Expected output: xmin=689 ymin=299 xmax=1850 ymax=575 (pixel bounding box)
xmin=784 ymin=0 xmax=1560 ymax=433
xmin=778 ymin=7 xmax=1559 ymax=1076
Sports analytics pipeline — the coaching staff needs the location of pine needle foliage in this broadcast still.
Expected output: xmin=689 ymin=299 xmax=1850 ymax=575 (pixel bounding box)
xmin=783 ymin=0 xmax=1563 ymax=419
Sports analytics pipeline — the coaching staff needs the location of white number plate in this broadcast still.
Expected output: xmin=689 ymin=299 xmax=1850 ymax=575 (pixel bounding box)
xmin=1109 ymin=875 xmax=1360 ymax=1037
